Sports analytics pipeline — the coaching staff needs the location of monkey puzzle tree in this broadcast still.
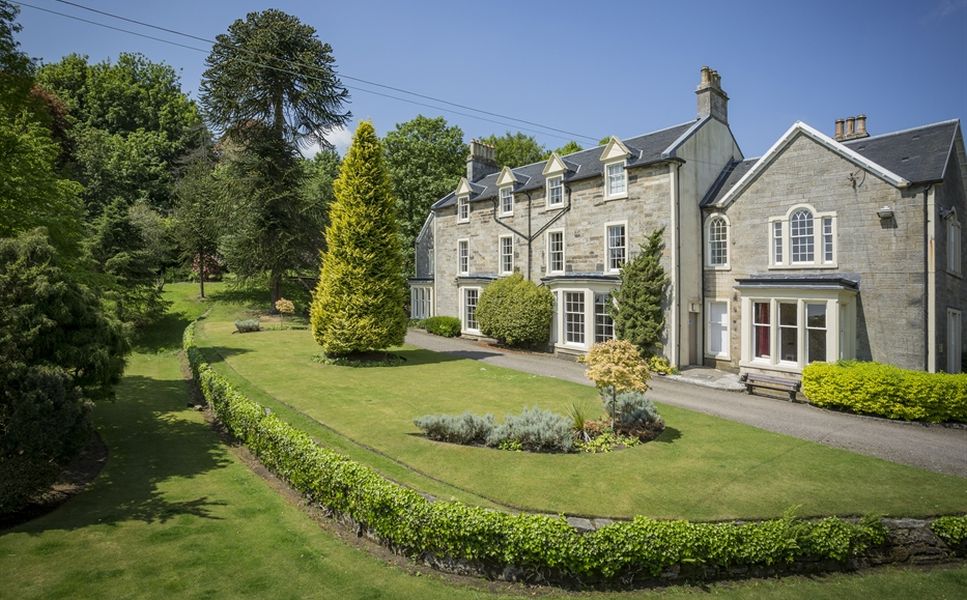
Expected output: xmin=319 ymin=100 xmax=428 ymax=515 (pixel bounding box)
xmin=310 ymin=122 xmax=407 ymax=357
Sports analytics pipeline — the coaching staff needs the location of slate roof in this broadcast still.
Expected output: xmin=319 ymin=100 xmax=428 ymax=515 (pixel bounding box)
xmin=736 ymin=273 xmax=861 ymax=290
xmin=842 ymin=119 xmax=959 ymax=185
xmin=702 ymin=119 xmax=961 ymax=207
xmin=432 ymin=120 xmax=696 ymax=210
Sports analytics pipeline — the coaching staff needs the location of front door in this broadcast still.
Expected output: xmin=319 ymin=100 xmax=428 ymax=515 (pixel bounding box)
xmin=947 ymin=309 xmax=962 ymax=373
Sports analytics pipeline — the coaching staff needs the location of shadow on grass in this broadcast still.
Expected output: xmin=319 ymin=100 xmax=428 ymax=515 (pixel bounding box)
xmin=130 ymin=311 xmax=195 ymax=354
xmin=13 ymin=374 xmax=230 ymax=534
xmin=653 ymin=426 xmax=682 ymax=444
xmin=323 ymin=348 xmax=501 ymax=368
xmin=197 ymin=345 xmax=253 ymax=365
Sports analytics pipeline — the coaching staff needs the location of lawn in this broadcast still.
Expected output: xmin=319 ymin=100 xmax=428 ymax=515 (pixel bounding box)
xmin=1 ymin=282 xmax=966 ymax=599
xmin=194 ymin=288 xmax=967 ymax=521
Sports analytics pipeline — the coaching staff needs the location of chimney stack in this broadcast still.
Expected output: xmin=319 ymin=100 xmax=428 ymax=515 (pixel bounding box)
xmin=696 ymin=65 xmax=729 ymax=123
xmin=833 ymin=115 xmax=870 ymax=141
xmin=466 ymin=139 xmax=498 ymax=181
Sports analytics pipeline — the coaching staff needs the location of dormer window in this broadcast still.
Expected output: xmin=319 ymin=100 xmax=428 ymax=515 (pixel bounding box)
xmin=546 ymin=176 xmax=564 ymax=208
xmin=499 ymin=186 xmax=514 ymax=216
xmin=457 ymin=195 xmax=470 ymax=223
xmin=605 ymin=161 xmax=627 ymax=199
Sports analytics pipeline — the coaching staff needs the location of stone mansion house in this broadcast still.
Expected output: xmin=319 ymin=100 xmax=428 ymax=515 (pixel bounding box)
xmin=409 ymin=67 xmax=967 ymax=379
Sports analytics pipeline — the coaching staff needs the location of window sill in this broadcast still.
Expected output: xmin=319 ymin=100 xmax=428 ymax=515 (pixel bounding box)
xmin=705 ymin=352 xmax=731 ymax=361
xmin=768 ymin=263 xmax=838 ymax=270
xmin=945 ymin=269 xmax=963 ymax=279
xmin=740 ymin=360 xmax=803 ymax=374
xmin=603 ymin=193 xmax=629 ymax=202
xmin=705 ymin=263 xmax=731 ymax=271
xmin=499 ymin=212 xmax=514 ymax=218
xmin=457 ymin=219 xmax=470 ymax=224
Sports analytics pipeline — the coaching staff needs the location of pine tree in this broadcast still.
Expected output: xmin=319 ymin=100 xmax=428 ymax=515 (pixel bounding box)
xmin=610 ymin=228 xmax=669 ymax=357
xmin=310 ymin=121 xmax=407 ymax=357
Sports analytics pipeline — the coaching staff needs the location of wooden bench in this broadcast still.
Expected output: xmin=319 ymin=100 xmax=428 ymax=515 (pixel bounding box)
xmin=741 ymin=373 xmax=801 ymax=402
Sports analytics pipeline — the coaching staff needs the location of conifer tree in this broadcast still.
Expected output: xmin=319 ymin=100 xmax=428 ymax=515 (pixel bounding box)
xmin=310 ymin=121 xmax=407 ymax=356
xmin=610 ymin=228 xmax=669 ymax=357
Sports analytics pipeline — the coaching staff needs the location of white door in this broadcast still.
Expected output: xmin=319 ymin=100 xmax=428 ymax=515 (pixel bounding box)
xmin=947 ymin=309 xmax=962 ymax=373
xmin=707 ymin=301 xmax=729 ymax=359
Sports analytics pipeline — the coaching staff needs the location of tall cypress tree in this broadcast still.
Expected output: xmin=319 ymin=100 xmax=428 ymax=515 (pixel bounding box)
xmin=310 ymin=121 xmax=407 ymax=357
xmin=610 ymin=228 xmax=669 ymax=357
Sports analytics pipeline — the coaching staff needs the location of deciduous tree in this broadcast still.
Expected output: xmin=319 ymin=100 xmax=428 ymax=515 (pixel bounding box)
xmin=482 ymin=131 xmax=546 ymax=168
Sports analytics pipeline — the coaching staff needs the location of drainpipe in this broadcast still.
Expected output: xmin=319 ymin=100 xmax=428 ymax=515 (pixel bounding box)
xmin=925 ymin=185 xmax=936 ymax=372
xmin=669 ymin=162 xmax=681 ymax=367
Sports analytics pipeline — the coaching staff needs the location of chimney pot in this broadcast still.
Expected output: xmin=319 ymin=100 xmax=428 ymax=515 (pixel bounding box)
xmin=845 ymin=116 xmax=856 ymax=137
xmin=695 ymin=66 xmax=728 ymax=123
xmin=834 ymin=119 xmax=845 ymax=140
xmin=466 ymin=139 xmax=498 ymax=181
xmin=855 ymin=114 xmax=868 ymax=137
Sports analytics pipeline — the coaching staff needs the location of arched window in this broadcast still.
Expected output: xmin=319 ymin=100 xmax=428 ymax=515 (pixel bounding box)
xmin=790 ymin=209 xmax=814 ymax=263
xmin=707 ymin=216 xmax=729 ymax=266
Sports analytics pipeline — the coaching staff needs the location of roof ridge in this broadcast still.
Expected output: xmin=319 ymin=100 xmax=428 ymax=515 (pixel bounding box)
xmin=843 ymin=118 xmax=960 ymax=144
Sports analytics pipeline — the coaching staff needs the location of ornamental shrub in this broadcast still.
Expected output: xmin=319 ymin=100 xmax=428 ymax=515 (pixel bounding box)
xmin=310 ymin=121 xmax=408 ymax=357
xmin=605 ymin=390 xmax=664 ymax=433
xmin=582 ymin=339 xmax=651 ymax=429
xmin=234 ymin=319 xmax=261 ymax=333
xmin=802 ymin=361 xmax=967 ymax=423
xmin=931 ymin=515 xmax=967 ymax=553
xmin=424 ymin=316 xmax=461 ymax=337
xmin=486 ymin=407 xmax=574 ymax=453
xmin=610 ymin=228 xmax=669 ymax=357
xmin=475 ymin=273 xmax=553 ymax=347
xmin=183 ymin=319 xmax=891 ymax=582
xmin=414 ymin=412 xmax=495 ymax=445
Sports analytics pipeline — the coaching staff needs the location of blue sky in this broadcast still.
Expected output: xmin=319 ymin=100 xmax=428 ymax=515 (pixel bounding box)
xmin=14 ymin=0 xmax=967 ymax=157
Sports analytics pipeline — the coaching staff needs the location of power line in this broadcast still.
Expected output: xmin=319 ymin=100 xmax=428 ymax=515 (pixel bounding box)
xmin=39 ymin=0 xmax=599 ymax=143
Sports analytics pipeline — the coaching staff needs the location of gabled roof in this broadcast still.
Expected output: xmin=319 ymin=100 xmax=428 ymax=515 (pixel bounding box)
xmin=841 ymin=119 xmax=960 ymax=185
xmin=705 ymin=119 xmax=961 ymax=208
xmin=431 ymin=120 xmax=695 ymax=210
xmin=710 ymin=121 xmax=911 ymax=209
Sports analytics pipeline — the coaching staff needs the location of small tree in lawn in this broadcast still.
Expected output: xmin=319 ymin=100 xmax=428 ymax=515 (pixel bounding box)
xmin=275 ymin=297 xmax=294 ymax=329
xmin=310 ymin=121 xmax=407 ymax=357
xmin=610 ymin=227 xmax=669 ymax=358
xmin=581 ymin=339 xmax=651 ymax=429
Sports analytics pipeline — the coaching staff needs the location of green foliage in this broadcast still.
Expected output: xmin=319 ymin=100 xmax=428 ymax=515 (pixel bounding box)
xmin=0 ymin=230 xmax=126 ymax=513
xmin=604 ymin=390 xmax=664 ymax=433
xmin=802 ymin=361 xmax=967 ymax=423
xmin=481 ymin=131 xmax=547 ymax=168
xmin=551 ymin=140 xmax=583 ymax=156
xmin=86 ymin=198 xmax=169 ymax=326
xmin=300 ymin=149 xmax=341 ymax=256
xmin=577 ymin=430 xmax=641 ymax=454
xmin=931 ymin=516 xmax=967 ymax=551
xmin=200 ymin=9 xmax=349 ymax=149
xmin=611 ymin=228 xmax=669 ymax=357
xmin=172 ymin=157 xmax=222 ymax=298
xmin=37 ymin=52 xmax=205 ymax=213
xmin=384 ymin=115 xmax=465 ymax=274
xmin=413 ymin=412 xmax=495 ymax=445
xmin=648 ymin=355 xmax=675 ymax=375
xmin=183 ymin=322 xmax=888 ymax=580
xmin=234 ymin=319 xmax=261 ymax=333
xmin=310 ymin=122 xmax=407 ymax=356
xmin=424 ymin=316 xmax=461 ymax=337
xmin=487 ymin=407 xmax=575 ymax=453
xmin=475 ymin=273 xmax=554 ymax=347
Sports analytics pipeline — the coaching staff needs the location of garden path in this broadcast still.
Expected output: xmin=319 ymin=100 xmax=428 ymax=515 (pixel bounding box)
xmin=405 ymin=330 xmax=967 ymax=478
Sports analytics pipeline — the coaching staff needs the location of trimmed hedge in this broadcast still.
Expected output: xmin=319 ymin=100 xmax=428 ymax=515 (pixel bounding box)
xmin=802 ymin=361 xmax=967 ymax=423
xmin=424 ymin=316 xmax=461 ymax=337
xmin=184 ymin=321 xmax=887 ymax=581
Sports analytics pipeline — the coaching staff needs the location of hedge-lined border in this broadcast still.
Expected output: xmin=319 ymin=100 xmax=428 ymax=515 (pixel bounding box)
xmin=184 ymin=321 xmax=904 ymax=585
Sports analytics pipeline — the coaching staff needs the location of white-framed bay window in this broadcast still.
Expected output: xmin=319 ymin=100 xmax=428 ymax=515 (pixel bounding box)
xmin=457 ymin=195 xmax=470 ymax=223
xmin=499 ymin=234 xmax=514 ymax=275
xmin=769 ymin=204 xmax=837 ymax=268
xmin=459 ymin=286 xmax=481 ymax=334
xmin=738 ymin=284 xmax=856 ymax=373
xmin=410 ymin=286 xmax=432 ymax=319
xmin=548 ymin=282 xmax=618 ymax=351
xmin=604 ymin=160 xmax=627 ymax=199
xmin=546 ymin=175 xmax=564 ymax=208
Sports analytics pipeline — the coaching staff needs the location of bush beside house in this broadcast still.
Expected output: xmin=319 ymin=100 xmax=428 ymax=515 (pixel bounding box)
xmin=476 ymin=273 xmax=554 ymax=348
xmin=802 ymin=361 xmax=967 ymax=423
xmin=424 ymin=316 xmax=461 ymax=337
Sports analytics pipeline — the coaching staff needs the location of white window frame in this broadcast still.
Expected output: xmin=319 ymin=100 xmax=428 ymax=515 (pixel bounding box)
xmin=546 ymin=228 xmax=565 ymax=274
xmin=561 ymin=289 xmax=587 ymax=347
xmin=705 ymin=213 xmax=730 ymax=270
xmin=946 ymin=213 xmax=962 ymax=277
xmin=768 ymin=204 xmax=837 ymax=269
xmin=546 ymin=175 xmax=564 ymax=208
xmin=498 ymin=234 xmax=514 ymax=275
xmin=459 ymin=286 xmax=482 ymax=334
xmin=604 ymin=221 xmax=627 ymax=273
xmin=457 ymin=195 xmax=470 ymax=223
xmin=604 ymin=159 xmax=628 ymax=200
xmin=594 ymin=292 xmax=615 ymax=343
xmin=499 ymin=186 xmax=514 ymax=217
xmin=457 ymin=238 xmax=470 ymax=276
xmin=705 ymin=299 xmax=731 ymax=360
xmin=410 ymin=286 xmax=433 ymax=320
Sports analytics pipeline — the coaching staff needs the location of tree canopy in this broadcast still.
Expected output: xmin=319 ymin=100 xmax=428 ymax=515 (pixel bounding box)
xmin=384 ymin=115 xmax=466 ymax=273
xmin=482 ymin=131 xmax=547 ymax=168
